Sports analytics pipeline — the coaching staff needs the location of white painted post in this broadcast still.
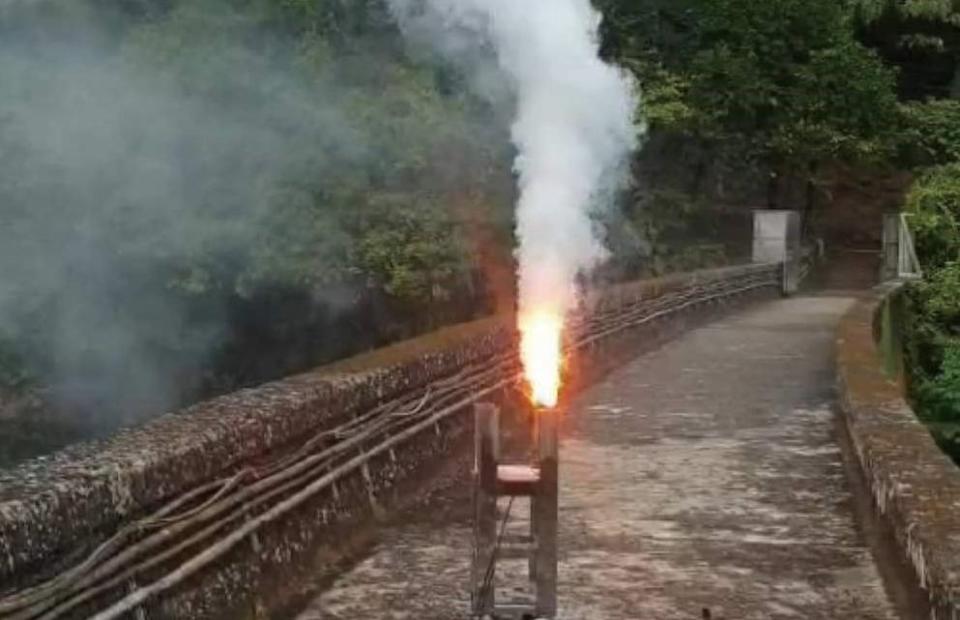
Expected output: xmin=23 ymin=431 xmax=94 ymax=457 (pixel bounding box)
xmin=753 ymin=210 xmax=802 ymax=295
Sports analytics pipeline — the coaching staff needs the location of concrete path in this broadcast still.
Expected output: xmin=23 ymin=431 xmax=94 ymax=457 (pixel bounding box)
xmin=296 ymin=295 xmax=901 ymax=620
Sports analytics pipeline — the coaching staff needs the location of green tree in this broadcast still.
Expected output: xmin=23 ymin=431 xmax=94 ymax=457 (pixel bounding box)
xmin=906 ymin=162 xmax=960 ymax=268
xmin=0 ymin=0 xmax=515 ymax=440
xmin=852 ymin=0 xmax=960 ymax=98
xmin=901 ymin=165 xmax=960 ymax=440
xmin=897 ymin=98 xmax=960 ymax=165
xmin=353 ymin=196 xmax=469 ymax=306
xmin=597 ymin=0 xmax=901 ymax=272
xmin=686 ymin=0 xmax=898 ymax=203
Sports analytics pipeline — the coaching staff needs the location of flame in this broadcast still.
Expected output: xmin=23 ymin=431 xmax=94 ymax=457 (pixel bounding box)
xmin=519 ymin=310 xmax=563 ymax=407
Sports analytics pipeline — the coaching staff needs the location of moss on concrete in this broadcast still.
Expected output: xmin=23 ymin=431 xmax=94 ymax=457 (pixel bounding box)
xmin=837 ymin=284 xmax=960 ymax=618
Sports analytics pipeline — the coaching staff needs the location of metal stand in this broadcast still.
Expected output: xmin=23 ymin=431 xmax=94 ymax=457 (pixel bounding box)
xmin=471 ymin=403 xmax=558 ymax=619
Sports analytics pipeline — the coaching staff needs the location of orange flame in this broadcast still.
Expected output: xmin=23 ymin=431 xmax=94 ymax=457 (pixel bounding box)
xmin=519 ymin=310 xmax=563 ymax=408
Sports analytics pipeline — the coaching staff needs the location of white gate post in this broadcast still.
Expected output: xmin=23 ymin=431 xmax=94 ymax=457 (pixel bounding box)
xmin=753 ymin=210 xmax=801 ymax=295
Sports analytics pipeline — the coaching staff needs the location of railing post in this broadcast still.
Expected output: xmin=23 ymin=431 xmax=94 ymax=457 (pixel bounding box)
xmin=534 ymin=407 xmax=559 ymax=618
xmin=472 ymin=403 xmax=500 ymax=617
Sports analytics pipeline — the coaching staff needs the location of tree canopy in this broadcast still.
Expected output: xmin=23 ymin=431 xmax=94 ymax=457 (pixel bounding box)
xmin=602 ymin=0 xmax=898 ymax=176
xmin=0 ymin=0 xmax=515 ymax=439
xmin=853 ymin=0 xmax=960 ymax=98
xmin=3 ymin=0 xmax=960 ymax=466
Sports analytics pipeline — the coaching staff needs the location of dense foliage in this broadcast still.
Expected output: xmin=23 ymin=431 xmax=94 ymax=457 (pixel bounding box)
xmin=903 ymin=165 xmax=960 ymax=452
xmin=0 ymin=0 xmax=515 ymax=440
xmin=596 ymin=0 xmax=900 ymax=261
xmin=2 ymin=0 xmax=958 ymax=466
xmin=853 ymin=0 xmax=960 ymax=99
xmin=897 ymin=99 xmax=960 ymax=164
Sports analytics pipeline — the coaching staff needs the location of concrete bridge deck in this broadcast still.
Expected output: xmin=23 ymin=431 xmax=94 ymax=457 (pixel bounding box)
xmin=295 ymin=294 xmax=904 ymax=619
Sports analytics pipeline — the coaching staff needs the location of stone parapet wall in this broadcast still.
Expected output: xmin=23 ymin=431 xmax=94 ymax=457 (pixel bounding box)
xmin=0 ymin=263 xmax=781 ymax=617
xmin=837 ymin=284 xmax=960 ymax=618
xmin=0 ymin=316 xmax=512 ymax=588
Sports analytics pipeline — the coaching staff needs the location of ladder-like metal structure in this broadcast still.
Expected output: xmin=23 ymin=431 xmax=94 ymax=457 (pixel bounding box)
xmin=882 ymin=212 xmax=923 ymax=281
xmin=471 ymin=403 xmax=558 ymax=620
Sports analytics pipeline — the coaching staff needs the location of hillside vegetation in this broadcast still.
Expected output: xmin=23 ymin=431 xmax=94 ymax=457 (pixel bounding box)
xmin=1 ymin=0 xmax=958 ymax=465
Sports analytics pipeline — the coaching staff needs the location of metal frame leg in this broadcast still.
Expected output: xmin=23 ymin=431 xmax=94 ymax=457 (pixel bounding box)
xmin=472 ymin=404 xmax=500 ymax=617
xmin=534 ymin=409 xmax=558 ymax=618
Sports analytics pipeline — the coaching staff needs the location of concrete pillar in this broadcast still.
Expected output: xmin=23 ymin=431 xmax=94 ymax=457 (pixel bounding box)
xmin=753 ymin=210 xmax=801 ymax=295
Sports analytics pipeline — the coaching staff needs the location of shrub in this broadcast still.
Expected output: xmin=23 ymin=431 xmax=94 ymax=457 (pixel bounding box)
xmin=898 ymin=100 xmax=960 ymax=167
xmin=905 ymin=163 xmax=960 ymax=271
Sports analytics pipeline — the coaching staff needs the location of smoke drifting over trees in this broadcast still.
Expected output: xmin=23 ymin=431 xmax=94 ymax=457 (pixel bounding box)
xmin=0 ymin=0 xmax=515 ymax=443
xmin=1 ymin=0 xmax=931 ymax=467
xmin=388 ymin=0 xmax=641 ymax=318
xmin=2 ymin=6 xmax=351 ymax=421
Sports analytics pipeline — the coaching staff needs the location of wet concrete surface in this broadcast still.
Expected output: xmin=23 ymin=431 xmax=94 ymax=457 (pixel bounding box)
xmin=295 ymin=295 xmax=904 ymax=620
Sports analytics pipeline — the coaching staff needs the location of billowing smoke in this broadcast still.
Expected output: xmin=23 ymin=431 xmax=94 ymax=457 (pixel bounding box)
xmin=0 ymin=20 xmax=359 ymax=429
xmin=389 ymin=0 xmax=640 ymax=317
xmin=0 ymin=0 xmax=511 ymax=437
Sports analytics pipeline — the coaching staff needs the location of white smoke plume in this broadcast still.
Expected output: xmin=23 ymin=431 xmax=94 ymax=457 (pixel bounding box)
xmin=389 ymin=0 xmax=640 ymax=317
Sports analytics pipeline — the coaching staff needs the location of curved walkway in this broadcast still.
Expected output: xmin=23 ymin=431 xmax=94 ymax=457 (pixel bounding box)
xmin=297 ymin=295 xmax=901 ymax=619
